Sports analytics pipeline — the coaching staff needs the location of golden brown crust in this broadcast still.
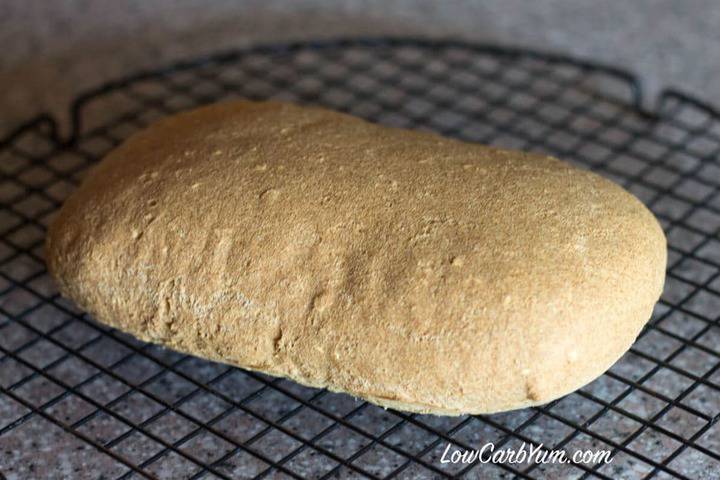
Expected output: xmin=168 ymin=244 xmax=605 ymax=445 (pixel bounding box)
xmin=46 ymin=100 xmax=667 ymax=415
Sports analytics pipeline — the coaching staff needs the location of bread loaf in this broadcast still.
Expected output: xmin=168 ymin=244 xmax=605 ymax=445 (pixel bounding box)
xmin=46 ymin=100 xmax=666 ymax=415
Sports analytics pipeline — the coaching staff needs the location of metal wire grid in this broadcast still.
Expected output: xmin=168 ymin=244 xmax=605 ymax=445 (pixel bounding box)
xmin=0 ymin=39 xmax=719 ymax=479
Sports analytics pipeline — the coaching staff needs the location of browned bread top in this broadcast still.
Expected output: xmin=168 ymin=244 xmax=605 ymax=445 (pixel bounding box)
xmin=46 ymin=100 xmax=666 ymax=415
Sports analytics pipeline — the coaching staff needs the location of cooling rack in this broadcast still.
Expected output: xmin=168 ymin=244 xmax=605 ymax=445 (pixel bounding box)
xmin=1 ymin=38 xmax=719 ymax=480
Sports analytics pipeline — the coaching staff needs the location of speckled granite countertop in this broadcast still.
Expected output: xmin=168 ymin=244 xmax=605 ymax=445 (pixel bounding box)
xmin=2 ymin=0 xmax=720 ymax=138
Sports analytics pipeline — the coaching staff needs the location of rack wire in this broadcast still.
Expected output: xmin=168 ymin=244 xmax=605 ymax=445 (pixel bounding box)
xmin=1 ymin=38 xmax=719 ymax=479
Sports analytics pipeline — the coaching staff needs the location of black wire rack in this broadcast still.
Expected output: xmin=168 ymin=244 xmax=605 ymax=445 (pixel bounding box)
xmin=1 ymin=38 xmax=719 ymax=480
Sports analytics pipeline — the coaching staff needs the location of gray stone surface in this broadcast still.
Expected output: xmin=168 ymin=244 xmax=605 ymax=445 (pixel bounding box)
xmin=2 ymin=1 xmax=720 ymax=137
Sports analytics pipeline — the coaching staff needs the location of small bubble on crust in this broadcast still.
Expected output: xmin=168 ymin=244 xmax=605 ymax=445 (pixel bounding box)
xmin=310 ymin=290 xmax=331 ymax=313
xmin=525 ymin=381 xmax=541 ymax=401
xmin=259 ymin=188 xmax=280 ymax=202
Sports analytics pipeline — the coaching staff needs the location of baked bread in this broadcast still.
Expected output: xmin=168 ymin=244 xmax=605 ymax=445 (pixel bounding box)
xmin=46 ymin=100 xmax=666 ymax=415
